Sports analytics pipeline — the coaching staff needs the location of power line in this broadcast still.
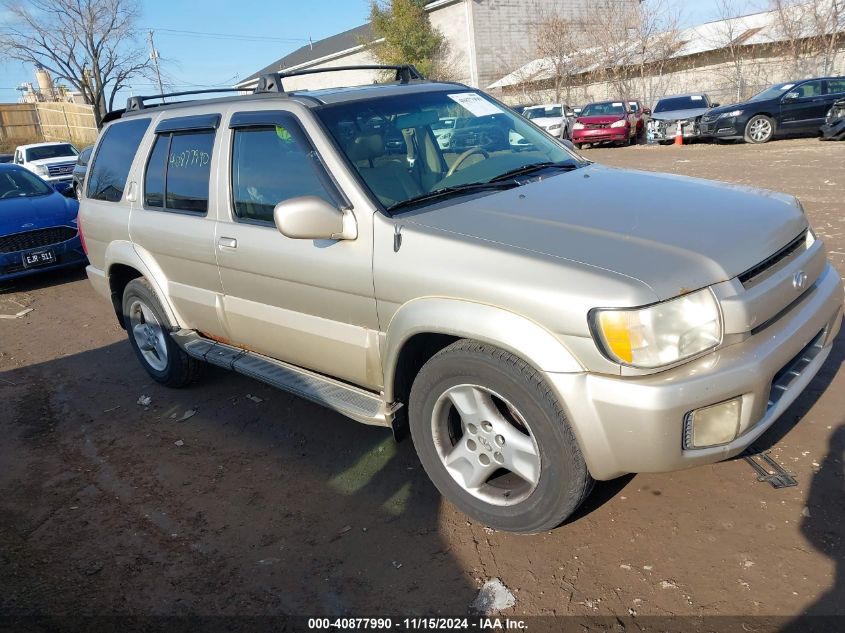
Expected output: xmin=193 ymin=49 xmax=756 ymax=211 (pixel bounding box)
xmin=149 ymin=27 xmax=310 ymax=44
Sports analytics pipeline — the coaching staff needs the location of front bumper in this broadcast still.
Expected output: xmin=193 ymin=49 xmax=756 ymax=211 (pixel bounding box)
xmin=820 ymin=119 xmax=845 ymax=140
xmin=698 ymin=116 xmax=744 ymax=139
xmin=547 ymin=262 xmax=844 ymax=480
xmin=572 ymin=127 xmax=629 ymax=144
xmin=648 ymin=120 xmax=699 ymax=141
xmin=0 ymin=235 xmax=87 ymax=282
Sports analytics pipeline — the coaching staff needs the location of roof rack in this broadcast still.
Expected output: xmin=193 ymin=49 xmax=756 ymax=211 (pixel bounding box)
xmin=254 ymin=64 xmax=425 ymax=93
xmin=120 ymin=64 xmax=424 ymax=115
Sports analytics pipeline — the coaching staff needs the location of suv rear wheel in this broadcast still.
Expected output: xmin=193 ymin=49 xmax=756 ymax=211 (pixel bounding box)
xmin=409 ymin=340 xmax=593 ymax=533
xmin=122 ymin=278 xmax=200 ymax=387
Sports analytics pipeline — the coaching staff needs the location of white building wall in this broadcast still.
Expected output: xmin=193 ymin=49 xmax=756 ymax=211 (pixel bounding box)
xmin=428 ymin=1 xmax=473 ymax=84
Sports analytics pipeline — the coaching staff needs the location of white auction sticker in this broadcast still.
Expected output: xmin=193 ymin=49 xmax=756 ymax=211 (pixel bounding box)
xmin=447 ymin=92 xmax=502 ymax=117
xmin=691 ymin=95 xmax=703 ymax=100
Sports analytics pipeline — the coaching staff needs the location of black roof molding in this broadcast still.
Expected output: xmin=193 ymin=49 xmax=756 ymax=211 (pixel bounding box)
xmin=253 ymin=64 xmax=425 ymax=94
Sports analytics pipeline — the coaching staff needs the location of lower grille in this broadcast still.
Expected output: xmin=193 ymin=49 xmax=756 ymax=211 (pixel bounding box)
xmin=767 ymin=329 xmax=825 ymax=410
xmin=0 ymin=226 xmax=77 ymax=253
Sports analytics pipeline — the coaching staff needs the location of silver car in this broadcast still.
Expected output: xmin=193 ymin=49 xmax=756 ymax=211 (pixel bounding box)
xmin=648 ymin=93 xmax=719 ymax=142
xmin=79 ymin=66 xmax=843 ymax=533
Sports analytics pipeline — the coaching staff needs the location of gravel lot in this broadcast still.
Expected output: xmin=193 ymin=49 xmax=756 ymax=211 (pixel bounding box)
xmin=1 ymin=138 xmax=843 ymax=623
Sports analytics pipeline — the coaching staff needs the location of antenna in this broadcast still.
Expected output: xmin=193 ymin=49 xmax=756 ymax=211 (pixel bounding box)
xmin=148 ymin=30 xmax=166 ymax=101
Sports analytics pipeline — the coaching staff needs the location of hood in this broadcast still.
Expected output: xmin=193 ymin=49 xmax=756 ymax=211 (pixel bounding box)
xmin=706 ymin=101 xmax=749 ymax=117
xmin=527 ymin=116 xmax=563 ymax=127
xmin=404 ymin=164 xmax=807 ymax=301
xmin=28 ymin=156 xmax=77 ymax=167
xmin=0 ymin=192 xmax=79 ymax=235
xmin=651 ymin=106 xmax=711 ymax=121
xmin=577 ymin=115 xmax=626 ymax=125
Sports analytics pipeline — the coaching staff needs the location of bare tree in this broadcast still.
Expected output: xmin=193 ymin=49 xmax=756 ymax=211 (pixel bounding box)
xmin=708 ymin=0 xmax=758 ymax=101
xmin=807 ymin=0 xmax=844 ymax=74
xmin=533 ymin=13 xmax=586 ymax=103
xmin=587 ymin=0 xmax=682 ymax=106
xmin=0 ymin=0 xmax=152 ymax=127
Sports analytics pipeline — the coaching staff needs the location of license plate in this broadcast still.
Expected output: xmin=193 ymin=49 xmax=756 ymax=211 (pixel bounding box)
xmin=22 ymin=249 xmax=56 ymax=268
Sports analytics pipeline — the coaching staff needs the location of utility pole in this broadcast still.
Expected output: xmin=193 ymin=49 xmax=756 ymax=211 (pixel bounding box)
xmin=148 ymin=30 xmax=165 ymax=98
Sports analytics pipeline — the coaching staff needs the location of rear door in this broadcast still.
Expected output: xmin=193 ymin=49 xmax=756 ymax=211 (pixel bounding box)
xmin=778 ymin=80 xmax=826 ymax=131
xmin=130 ymin=112 xmax=226 ymax=338
xmin=213 ymin=107 xmax=381 ymax=389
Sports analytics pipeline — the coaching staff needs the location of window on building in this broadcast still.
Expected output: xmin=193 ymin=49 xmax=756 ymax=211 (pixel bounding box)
xmin=230 ymin=119 xmax=337 ymax=224
xmin=144 ymin=130 xmax=215 ymax=214
xmin=87 ymin=118 xmax=151 ymax=202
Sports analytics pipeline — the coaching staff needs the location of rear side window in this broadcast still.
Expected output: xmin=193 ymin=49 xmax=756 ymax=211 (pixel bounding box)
xmin=144 ymin=130 xmax=214 ymax=214
xmin=230 ymin=119 xmax=337 ymax=224
xmin=87 ymin=118 xmax=150 ymax=202
xmin=825 ymin=79 xmax=845 ymax=95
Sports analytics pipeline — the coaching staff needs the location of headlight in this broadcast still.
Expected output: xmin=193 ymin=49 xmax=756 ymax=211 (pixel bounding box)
xmin=34 ymin=164 xmax=50 ymax=177
xmin=591 ymin=288 xmax=722 ymax=368
xmin=547 ymin=124 xmax=561 ymax=131
xmin=573 ymin=122 xmax=584 ymax=130
xmin=610 ymin=119 xmax=627 ymax=128
xmin=719 ymin=110 xmax=743 ymax=118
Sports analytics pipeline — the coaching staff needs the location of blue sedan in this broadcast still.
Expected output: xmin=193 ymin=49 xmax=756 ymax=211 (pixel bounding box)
xmin=0 ymin=163 xmax=87 ymax=283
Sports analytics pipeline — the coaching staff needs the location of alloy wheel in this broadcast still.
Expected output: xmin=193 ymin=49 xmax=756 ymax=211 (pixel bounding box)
xmin=128 ymin=299 xmax=169 ymax=372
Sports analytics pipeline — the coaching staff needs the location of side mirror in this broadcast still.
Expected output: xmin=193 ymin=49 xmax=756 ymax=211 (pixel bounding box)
xmin=273 ymin=196 xmax=357 ymax=241
xmin=561 ymin=139 xmax=576 ymax=151
xmin=643 ymin=108 xmax=652 ymax=115
xmin=711 ymin=102 xmax=721 ymax=108
xmin=784 ymin=91 xmax=800 ymax=101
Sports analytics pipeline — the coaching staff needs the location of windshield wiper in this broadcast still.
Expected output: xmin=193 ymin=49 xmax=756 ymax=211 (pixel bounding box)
xmin=387 ymin=181 xmax=518 ymax=213
xmin=488 ymin=161 xmax=580 ymax=183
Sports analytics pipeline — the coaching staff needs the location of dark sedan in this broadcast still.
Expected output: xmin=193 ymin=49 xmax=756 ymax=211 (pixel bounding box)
xmin=0 ymin=164 xmax=87 ymax=283
xmin=699 ymin=76 xmax=845 ymax=143
xmin=70 ymin=145 xmax=93 ymax=200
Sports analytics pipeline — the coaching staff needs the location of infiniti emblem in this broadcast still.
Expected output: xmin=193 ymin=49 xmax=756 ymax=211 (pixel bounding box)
xmin=793 ymin=271 xmax=808 ymax=290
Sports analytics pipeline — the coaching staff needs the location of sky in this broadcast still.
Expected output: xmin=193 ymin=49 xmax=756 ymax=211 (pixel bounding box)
xmin=0 ymin=0 xmax=755 ymax=106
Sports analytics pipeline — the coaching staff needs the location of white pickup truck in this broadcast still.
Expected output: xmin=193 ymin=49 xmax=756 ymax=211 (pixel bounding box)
xmin=13 ymin=142 xmax=79 ymax=194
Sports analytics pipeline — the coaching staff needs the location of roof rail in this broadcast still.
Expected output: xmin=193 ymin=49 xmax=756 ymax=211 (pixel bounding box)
xmin=125 ymin=87 xmax=244 ymax=112
xmin=253 ymin=64 xmax=425 ymax=94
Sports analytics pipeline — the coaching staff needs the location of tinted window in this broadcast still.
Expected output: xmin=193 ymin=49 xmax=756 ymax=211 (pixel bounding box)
xmin=87 ymin=118 xmax=151 ymax=202
xmin=654 ymin=96 xmax=708 ymax=112
xmin=231 ymin=122 xmax=335 ymax=223
xmin=794 ymin=81 xmax=822 ymax=98
xmin=825 ymin=78 xmax=845 ymax=95
xmin=143 ymin=130 xmax=214 ymax=213
xmin=580 ymin=102 xmax=626 ymax=116
xmin=0 ymin=167 xmax=53 ymax=198
xmin=78 ymin=147 xmax=92 ymax=166
xmin=144 ymin=134 xmax=169 ymax=208
xmin=25 ymin=144 xmax=78 ymax=161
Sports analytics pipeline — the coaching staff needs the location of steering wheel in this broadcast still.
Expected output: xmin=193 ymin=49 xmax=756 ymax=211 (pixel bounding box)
xmin=447 ymin=147 xmax=490 ymax=178
xmin=0 ymin=190 xmax=20 ymax=199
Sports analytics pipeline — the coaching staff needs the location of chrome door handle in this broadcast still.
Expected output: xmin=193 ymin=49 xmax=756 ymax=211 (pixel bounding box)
xmin=218 ymin=237 xmax=238 ymax=249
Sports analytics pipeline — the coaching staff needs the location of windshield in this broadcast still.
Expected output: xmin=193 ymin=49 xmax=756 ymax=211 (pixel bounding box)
xmin=25 ymin=144 xmax=78 ymax=161
xmin=580 ymin=102 xmax=625 ymax=117
xmin=747 ymin=83 xmax=795 ymax=103
xmin=654 ymin=95 xmax=708 ymax=112
xmin=317 ymin=90 xmax=583 ymax=210
xmin=524 ymin=106 xmax=562 ymax=119
xmin=0 ymin=168 xmax=53 ymax=199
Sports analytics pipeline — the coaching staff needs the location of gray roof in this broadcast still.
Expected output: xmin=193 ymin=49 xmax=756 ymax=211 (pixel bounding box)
xmin=240 ymin=23 xmax=374 ymax=86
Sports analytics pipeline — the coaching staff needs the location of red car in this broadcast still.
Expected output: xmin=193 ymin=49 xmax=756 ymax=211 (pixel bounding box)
xmin=572 ymin=100 xmax=646 ymax=148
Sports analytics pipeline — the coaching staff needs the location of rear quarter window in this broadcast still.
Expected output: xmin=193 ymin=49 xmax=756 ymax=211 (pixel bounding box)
xmin=144 ymin=130 xmax=214 ymax=214
xmin=87 ymin=118 xmax=151 ymax=202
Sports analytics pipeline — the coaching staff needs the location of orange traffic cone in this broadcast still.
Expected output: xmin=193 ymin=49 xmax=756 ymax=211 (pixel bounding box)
xmin=674 ymin=122 xmax=684 ymax=146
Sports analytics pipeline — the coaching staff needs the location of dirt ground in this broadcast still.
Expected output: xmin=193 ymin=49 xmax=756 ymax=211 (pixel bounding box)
xmin=1 ymin=138 xmax=843 ymax=625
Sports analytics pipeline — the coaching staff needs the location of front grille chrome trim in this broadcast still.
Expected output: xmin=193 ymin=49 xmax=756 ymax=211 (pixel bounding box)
xmin=739 ymin=230 xmax=808 ymax=289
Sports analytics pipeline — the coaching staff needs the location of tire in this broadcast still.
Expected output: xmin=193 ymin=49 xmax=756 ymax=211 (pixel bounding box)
xmin=74 ymin=184 xmax=82 ymax=201
xmin=744 ymin=115 xmax=775 ymax=144
xmin=574 ymin=143 xmax=583 ymax=150
xmin=122 ymin=278 xmax=201 ymax=388
xmin=409 ymin=340 xmax=593 ymax=533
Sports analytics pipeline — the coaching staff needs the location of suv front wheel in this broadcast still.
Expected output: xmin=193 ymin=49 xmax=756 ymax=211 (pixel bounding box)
xmin=744 ymin=114 xmax=775 ymax=143
xmin=409 ymin=340 xmax=593 ymax=533
xmin=122 ymin=278 xmax=200 ymax=387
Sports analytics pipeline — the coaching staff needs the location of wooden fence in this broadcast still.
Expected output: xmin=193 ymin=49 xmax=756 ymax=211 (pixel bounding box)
xmin=0 ymin=102 xmax=98 ymax=151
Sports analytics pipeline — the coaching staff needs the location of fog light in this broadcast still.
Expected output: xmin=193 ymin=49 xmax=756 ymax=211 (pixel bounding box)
xmin=684 ymin=397 xmax=742 ymax=449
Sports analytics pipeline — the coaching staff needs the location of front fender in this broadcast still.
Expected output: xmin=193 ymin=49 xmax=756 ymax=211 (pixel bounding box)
xmin=105 ymin=240 xmax=183 ymax=328
xmin=382 ymin=297 xmax=583 ymax=401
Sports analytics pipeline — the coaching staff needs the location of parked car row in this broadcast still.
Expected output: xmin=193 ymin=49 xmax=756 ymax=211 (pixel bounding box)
xmin=515 ymin=74 xmax=845 ymax=148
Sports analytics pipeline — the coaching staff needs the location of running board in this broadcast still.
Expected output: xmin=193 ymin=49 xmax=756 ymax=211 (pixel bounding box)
xmin=174 ymin=331 xmax=397 ymax=427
